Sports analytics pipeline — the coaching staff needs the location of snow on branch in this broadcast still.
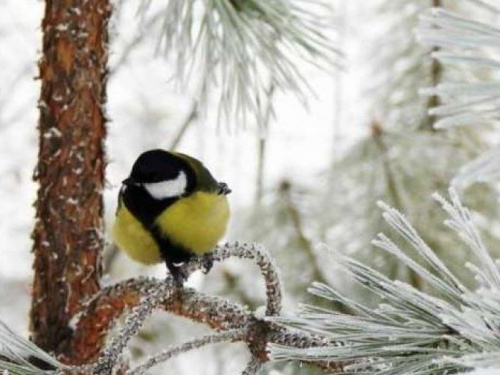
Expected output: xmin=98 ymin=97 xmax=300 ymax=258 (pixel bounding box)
xmin=417 ymin=9 xmax=500 ymax=128
xmin=450 ymin=149 xmax=500 ymax=188
xmin=416 ymin=8 xmax=500 ymax=187
xmin=0 ymin=320 xmax=69 ymax=375
xmin=128 ymin=329 xmax=247 ymax=375
xmin=269 ymin=189 xmax=500 ymax=374
xmin=1 ymin=242 xmax=338 ymax=375
xmin=465 ymin=0 xmax=500 ymax=14
xmin=241 ymin=358 xmax=263 ymax=375
xmin=94 ymin=281 xmax=174 ymax=372
xmin=206 ymin=242 xmax=283 ymax=316
xmin=138 ymin=0 xmax=338 ymax=129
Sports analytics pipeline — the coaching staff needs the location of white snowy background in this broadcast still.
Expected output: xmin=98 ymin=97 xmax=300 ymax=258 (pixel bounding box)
xmin=1 ymin=1 xmax=499 ymax=374
xmin=0 ymin=0 xmax=358 ymax=325
xmin=0 ymin=1 xmax=357 ymax=373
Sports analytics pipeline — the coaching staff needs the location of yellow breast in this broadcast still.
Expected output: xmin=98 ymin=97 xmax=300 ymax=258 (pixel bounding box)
xmin=112 ymin=205 xmax=163 ymax=265
xmin=155 ymin=192 xmax=230 ymax=255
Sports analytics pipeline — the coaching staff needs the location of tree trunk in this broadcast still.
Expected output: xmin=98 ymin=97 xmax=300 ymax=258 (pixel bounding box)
xmin=30 ymin=0 xmax=111 ymax=364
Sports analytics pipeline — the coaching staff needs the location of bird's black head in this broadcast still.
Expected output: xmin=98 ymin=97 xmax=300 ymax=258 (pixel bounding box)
xmin=123 ymin=149 xmax=196 ymax=200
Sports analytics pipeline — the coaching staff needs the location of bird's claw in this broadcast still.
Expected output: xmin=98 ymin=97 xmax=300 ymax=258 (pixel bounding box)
xmin=201 ymin=254 xmax=214 ymax=275
xmin=167 ymin=261 xmax=189 ymax=287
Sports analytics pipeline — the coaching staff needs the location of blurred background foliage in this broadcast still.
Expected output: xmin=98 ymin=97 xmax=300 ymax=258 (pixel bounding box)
xmin=0 ymin=0 xmax=499 ymax=374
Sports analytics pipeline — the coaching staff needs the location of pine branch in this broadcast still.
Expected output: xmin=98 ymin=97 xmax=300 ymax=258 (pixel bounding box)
xmin=417 ymin=8 xmax=500 ymax=129
xmin=417 ymin=8 xmax=500 ymax=186
xmin=269 ymin=189 xmax=500 ymax=374
xmin=279 ymin=181 xmax=327 ymax=286
xmin=372 ymin=125 xmax=424 ymax=290
xmin=70 ymin=242 xmax=335 ymax=372
xmin=67 ymin=241 xmax=283 ymax=365
xmin=452 ymin=149 xmax=500 ymax=188
xmin=1 ymin=242 xmax=341 ymax=375
xmin=421 ymin=0 xmax=443 ymax=131
xmin=0 ymin=320 xmax=68 ymax=375
xmin=137 ymin=0 xmax=338 ymax=128
xmin=366 ymin=0 xmax=435 ymax=130
xmin=466 ymin=0 xmax=500 ymax=13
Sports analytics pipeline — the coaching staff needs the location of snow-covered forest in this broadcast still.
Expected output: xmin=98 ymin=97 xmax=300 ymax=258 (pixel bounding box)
xmin=1 ymin=0 xmax=500 ymax=374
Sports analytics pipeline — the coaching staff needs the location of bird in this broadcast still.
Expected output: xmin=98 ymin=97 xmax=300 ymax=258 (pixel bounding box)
xmin=112 ymin=149 xmax=231 ymax=285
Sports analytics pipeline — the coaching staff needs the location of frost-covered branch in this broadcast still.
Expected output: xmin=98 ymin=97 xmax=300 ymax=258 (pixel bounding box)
xmin=95 ymin=282 xmax=173 ymax=373
xmin=417 ymin=8 xmax=500 ymax=186
xmin=0 ymin=320 xmax=69 ymax=375
xmin=128 ymin=329 xmax=247 ymax=375
xmin=1 ymin=242 xmax=333 ymax=374
xmin=270 ymin=189 xmax=500 ymax=374
xmin=181 ymin=242 xmax=283 ymax=315
xmin=68 ymin=241 xmax=282 ymax=365
xmin=241 ymin=358 xmax=263 ymax=375
xmin=138 ymin=0 xmax=338 ymax=128
xmin=465 ymin=0 xmax=500 ymax=13
xmin=364 ymin=1 xmax=438 ymax=131
xmin=417 ymin=9 xmax=500 ymax=129
xmin=14 ymin=190 xmax=497 ymax=375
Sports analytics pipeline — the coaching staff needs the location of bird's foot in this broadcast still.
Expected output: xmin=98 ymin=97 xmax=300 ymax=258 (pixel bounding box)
xmin=201 ymin=254 xmax=214 ymax=275
xmin=167 ymin=261 xmax=189 ymax=287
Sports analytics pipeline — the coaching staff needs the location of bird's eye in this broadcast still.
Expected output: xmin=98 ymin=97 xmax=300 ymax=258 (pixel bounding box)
xmin=145 ymin=172 xmax=158 ymax=182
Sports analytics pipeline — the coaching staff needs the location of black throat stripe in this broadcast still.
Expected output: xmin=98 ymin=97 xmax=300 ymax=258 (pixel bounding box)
xmin=121 ymin=185 xmax=194 ymax=264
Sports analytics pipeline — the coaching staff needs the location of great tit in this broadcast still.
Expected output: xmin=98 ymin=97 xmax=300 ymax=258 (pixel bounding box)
xmin=112 ymin=149 xmax=231 ymax=285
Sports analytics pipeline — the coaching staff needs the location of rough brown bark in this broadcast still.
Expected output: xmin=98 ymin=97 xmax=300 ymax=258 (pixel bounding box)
xmin=30 ymin=0 xmax=111 ymax=364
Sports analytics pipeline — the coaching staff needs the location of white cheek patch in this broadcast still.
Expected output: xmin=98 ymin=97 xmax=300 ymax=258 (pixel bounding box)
xmin=144 ymin=171 xmax=187 ymax=200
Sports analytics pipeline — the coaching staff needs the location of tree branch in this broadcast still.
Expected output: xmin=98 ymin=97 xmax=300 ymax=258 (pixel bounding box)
xmin=169 ymin=101 xmax=198 ymax=151
xmin=279 ymin=181 xmax=327 ymax=286
xmin=70 ymin=242 xmax=281 ymax=361
xmin=95 ymin=282 xmax=174 ymax=372
xmin=66 ymin=243 xmax=341 ymax=374
xmin=206 ymin=242 xmax=283 ymax=316
xmin=128 ymin=329 xmax=247 ymax=375
xmin=74 ymin=279 xmax=338 ymax=373
xmin=241 ymin=358 xmax=262 ymax=375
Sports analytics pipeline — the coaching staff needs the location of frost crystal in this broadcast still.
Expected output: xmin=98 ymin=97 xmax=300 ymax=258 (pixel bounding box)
xmin=270 ymin=189 xmax=500 ymax=375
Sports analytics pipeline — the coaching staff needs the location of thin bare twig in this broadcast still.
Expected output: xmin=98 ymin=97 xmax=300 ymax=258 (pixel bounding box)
xmin=255 ymin=83 xmax=275 ymax=202
xmin=255 ymin=137 xmax=267 ymax=203
xmin=169 ymin=101 xmax=198 ymax=151
xmin=279 ymin=181 xmax=326 ymax=285
xmin=128 ymin=329 xmax=247 ymax=375
xmin=241 ymin=358 xmax=263 ymax=375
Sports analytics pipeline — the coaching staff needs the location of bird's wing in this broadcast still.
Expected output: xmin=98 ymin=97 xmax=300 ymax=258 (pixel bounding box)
xmin=173 ymin=152 xmax=220 ymax=193
xmin=115 ymin=185 xmax=125 ymax=215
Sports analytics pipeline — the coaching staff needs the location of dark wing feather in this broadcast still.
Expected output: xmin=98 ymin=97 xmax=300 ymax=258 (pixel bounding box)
xmin=174 ymin=152 xmax=220 ymax=193
xmin=115 ymin=185 xmax=125 ymax=215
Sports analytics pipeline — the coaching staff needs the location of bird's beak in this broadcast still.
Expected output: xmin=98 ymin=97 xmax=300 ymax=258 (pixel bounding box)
xmin=122 ymin=177 xmax=136 ymax=186
xmin=217 ymin=182 xmax=232 ymax=195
